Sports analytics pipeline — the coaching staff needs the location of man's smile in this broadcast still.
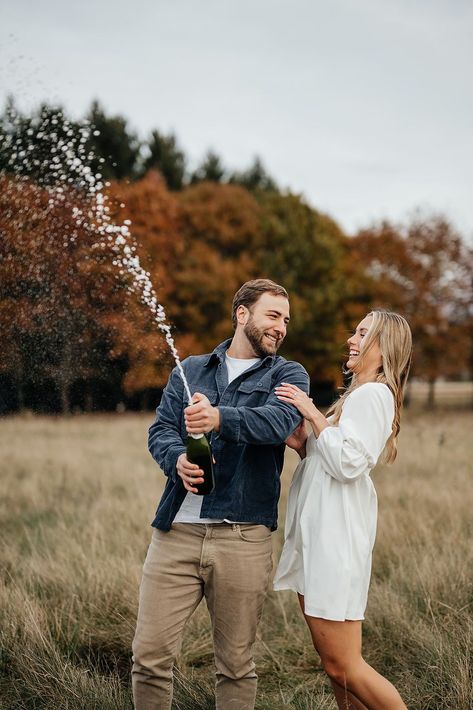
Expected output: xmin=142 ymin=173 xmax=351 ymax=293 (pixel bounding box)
xmin=264 ymin=332 xmax=280 ymax=345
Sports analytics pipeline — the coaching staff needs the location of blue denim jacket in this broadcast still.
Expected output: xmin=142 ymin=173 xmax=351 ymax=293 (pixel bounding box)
xmin=148 ymin=339 xmax=310 ymax=531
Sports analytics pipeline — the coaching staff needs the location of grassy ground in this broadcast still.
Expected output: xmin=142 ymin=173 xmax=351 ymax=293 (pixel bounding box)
xmin=0 ymin=409 xmax=472 ymax=709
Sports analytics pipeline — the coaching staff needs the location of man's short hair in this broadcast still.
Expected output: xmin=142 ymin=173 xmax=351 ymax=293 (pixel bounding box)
xmin=231 ymin=279 xmax=289 ymax=329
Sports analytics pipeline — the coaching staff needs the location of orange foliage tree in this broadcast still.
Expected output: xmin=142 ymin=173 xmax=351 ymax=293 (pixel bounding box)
xmin=0 ymin=175 xmax=130 ymax=412
xmin=173 ymin=181 xmax=261 ymax=350
xmin=352 ymin=215 xmax=471 ymax=406
xmin=106 ymin=171 xmax=186 ymax=399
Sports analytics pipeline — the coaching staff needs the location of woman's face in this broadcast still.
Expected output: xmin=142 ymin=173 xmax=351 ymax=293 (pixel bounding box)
xmin=346 ymin=315 xmax=382 ymax=376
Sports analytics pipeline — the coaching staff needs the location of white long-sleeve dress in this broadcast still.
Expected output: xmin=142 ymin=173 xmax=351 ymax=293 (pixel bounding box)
xmin=273 ymin=382 xmax=395 ymax=621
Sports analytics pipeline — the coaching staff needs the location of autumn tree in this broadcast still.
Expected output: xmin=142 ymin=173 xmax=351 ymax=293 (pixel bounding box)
xmin=173 ymin=182 xmax=262 ymax=352
xmin=102 ymin=179 xmax=261 ymax=403
xmin=0 ymin=174 xmax=130 ymax=413
xmin=106 ymin=171 xmax=186 ymax=399
xmin=352 ymin=215 xmax=471 ymax=406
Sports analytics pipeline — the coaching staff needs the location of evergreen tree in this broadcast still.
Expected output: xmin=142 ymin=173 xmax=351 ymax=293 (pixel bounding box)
xmin=191 ymin=150 xmax=226 ymax=184
xmin=142 ymin=130 xmax=186 ymax=190
xmin=86 ymin=100 xmax=141 ymax=180
xmin=0 ymin=98 xmax=84 ymax=186
xmin=229 ymin=156 xmax=278 ymax=192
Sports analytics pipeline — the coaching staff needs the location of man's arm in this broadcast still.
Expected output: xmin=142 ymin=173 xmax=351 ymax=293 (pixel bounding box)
xmin=148 ymin=366 xmax=187 ymax=481
xmin=185 ymin=362 xmax=310 ymax=446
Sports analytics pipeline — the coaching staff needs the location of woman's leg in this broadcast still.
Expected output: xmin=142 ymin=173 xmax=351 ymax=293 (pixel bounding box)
xmin=297 ymin=595 xmax=406 ymax=710
xmin=330 ymin=679 xmax=370 ymax=710
xmin=298 ymin=595 xmax=368 ymax=710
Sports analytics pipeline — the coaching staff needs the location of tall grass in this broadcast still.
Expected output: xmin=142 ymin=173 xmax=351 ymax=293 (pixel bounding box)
xmin=0 ymin=411 xmax=472 ymax=708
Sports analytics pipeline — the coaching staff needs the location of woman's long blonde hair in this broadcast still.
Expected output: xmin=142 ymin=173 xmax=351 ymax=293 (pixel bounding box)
xmin=326 ymin=310 xmax=413 ymax=463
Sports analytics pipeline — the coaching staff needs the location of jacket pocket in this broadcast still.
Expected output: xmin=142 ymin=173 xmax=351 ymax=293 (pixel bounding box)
xmin=187 ymin=386 xmax=218 ymax=405
xmin=237 ymin=378 xmax=272 ymax=404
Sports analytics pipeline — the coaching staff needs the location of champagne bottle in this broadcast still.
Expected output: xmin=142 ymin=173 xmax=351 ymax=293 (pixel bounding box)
xmin=186 ymin=433 xmax=215 ymax=495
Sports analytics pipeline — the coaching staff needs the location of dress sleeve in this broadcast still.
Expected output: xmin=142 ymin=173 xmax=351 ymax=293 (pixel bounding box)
xmin=316 ymin=383 xmax=394 ymax=484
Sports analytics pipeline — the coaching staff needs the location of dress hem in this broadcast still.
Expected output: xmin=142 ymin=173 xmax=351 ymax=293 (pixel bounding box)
xmin=273 ymin=583 xmax=365 ymax=622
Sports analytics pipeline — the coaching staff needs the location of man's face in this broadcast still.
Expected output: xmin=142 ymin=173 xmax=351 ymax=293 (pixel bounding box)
xmin=242 ymin=293 xmax=290 ymax=357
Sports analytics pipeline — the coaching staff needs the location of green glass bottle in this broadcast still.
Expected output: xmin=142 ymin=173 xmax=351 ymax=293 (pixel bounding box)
xmin=186 ymin=433 xmax=215 ymax=495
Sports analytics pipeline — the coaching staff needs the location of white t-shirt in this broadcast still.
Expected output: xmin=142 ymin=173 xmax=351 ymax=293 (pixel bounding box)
xmin=173 ymin=353 xmax=261 ymax=524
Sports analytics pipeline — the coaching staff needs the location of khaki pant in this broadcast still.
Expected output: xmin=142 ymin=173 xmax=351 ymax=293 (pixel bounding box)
xmin=132 ymin=522 xmax=273 ymax=710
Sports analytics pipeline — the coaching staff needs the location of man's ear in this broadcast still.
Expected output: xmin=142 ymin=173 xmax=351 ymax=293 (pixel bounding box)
xmin=236 ymin=304 xmax=249 ymax=326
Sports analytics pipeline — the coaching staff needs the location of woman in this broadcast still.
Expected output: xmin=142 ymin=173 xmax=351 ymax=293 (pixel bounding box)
xmin=273 ymin=310 xmax=412 ymax=710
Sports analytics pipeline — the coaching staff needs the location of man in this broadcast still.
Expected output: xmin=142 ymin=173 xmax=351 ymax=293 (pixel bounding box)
xmin=132 ymin=278 xmax=309 ymax=709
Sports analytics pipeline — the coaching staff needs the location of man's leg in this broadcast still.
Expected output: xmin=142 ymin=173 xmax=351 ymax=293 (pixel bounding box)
xmin=204 ymin=523 xmax=273 ymax=710
xmin=132 ymin=525 xmax=206 ymax=710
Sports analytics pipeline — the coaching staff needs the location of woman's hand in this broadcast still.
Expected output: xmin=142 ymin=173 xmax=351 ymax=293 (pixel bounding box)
xmin=276 ymin=382 xmax=330 ymax=437
xmin=285 ymin=420 xmax=308 ymax=459
xmin=275 ymin=382 xmax=318 ymax=420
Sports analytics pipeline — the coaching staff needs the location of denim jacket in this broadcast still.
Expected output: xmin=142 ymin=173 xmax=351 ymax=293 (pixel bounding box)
xmin=148 ymin=339 xmax=310 ymax=531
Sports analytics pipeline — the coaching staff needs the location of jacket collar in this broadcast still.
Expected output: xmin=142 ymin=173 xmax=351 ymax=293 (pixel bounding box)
xmin=204 ymin=338 xmax=276 ymax=368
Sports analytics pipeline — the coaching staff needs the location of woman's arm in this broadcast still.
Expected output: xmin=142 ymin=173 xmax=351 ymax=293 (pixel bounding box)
xmin=276 ymin=381 xmax=394 ymax=484
xmin=315 ymin=384 xmax=394 ymax=483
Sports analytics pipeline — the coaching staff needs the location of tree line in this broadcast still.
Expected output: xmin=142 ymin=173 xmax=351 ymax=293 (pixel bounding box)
xmin=0 ymin=100 xmax=471 ymax=414
xmin=0 ymin=98 xmax=277 ymax=192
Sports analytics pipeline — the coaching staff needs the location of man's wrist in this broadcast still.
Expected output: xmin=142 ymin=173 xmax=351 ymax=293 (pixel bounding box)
xmin=212 ymin=406 xmax=221 ymax=432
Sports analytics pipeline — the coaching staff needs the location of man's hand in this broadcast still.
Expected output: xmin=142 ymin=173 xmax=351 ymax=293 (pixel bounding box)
xmin=285 ymin=420 xmax=308 ymax=459
xmin=184 ymin=393 xmax=220 ymax=435
xmin=177 ymin=453 xmax=204 ymax=493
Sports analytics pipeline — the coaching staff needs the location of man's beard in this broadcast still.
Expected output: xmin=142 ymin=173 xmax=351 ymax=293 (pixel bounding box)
xmin=244 ymin=317 xmax=283 ymax=358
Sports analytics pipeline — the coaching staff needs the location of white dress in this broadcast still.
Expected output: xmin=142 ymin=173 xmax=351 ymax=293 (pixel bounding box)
xmin=273 ymin=382 xmax=395 ymax=621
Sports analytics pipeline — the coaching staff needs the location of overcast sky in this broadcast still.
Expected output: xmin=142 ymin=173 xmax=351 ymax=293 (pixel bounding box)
xmin=1 ymin=0 xmax=472 ymax=236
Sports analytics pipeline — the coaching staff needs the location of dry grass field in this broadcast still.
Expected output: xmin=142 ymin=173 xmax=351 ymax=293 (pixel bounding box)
xmin=0 ymin=407 xmax=472 ymax=709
